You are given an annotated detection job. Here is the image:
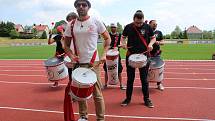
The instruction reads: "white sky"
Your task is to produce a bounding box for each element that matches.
[0,0,215,34]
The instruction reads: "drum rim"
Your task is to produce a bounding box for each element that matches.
[44,57,64,67]
[72,67,97,85]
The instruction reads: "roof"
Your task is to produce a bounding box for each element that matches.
[15,24,23,29]
[186,25,202,34]
[34,25,48,31]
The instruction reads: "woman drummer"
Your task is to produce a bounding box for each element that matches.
[48,25,65,87]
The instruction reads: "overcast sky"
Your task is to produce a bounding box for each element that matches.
[0,0,215,34]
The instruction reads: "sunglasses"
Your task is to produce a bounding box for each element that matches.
[76,3,88,8]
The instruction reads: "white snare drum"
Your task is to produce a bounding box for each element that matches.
[70,67,97,101]
[128,54,148,68]
[64,56,73,68]
[106,49,119,85]
[147,57,165,82]
[44,57,68,82]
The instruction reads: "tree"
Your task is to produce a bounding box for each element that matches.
[10,29,19,39]
[203,30,213,39]
[116,22,123,33]
[40,31,47,39]
[0,21,15,37]
[171,26,182,39]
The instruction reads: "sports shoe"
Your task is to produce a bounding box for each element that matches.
[77,117,88,121]
[102,84,107,89]
[51,82,59,88]
[121,98,130,106]
[144,99,154,108]
[157,83,164,91]
[120,85,126,90]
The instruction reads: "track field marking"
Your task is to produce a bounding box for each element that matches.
[0,73,214,80]
[0,106,214,121]
[1,80,215,90]
[1,70,215,75]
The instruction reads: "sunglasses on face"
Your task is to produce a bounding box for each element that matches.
[76,3,88,8]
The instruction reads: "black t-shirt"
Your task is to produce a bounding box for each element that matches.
[150,30,163,55]
[109,32,121,51]
[53,34,65,55]
[122,23,154,54]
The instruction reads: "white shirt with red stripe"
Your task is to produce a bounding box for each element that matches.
[64,17,106,63]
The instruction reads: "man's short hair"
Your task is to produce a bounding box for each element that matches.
[74,0,91,8]
[66,12,78,21]
[133,10,144,20]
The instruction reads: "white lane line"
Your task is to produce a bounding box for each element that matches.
[0,73,214,81]
[1,70,215,75]
[0,74,46,77]
[0,106,214,121]
[0,80,215,90]
[0,70,44,72]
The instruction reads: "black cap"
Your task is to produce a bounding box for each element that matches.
[74,0,91,8]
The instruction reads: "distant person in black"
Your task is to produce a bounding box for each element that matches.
[120,10,156,108]
[149,20,165,91]
[103,23,126,90]
[48,25,65,87]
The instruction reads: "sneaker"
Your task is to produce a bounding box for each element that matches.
[77,117,88,121]
[103,84,107,89]
[144,99,154,108]
[51,82,59,88]
[120,85,126,90]
[121,98,130,106]
[157,83,164,91]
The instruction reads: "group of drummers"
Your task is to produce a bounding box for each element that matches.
[44,0,165,121]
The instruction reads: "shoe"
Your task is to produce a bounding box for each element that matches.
[157,83,164,91]
[120,85,126,90]
[144,99,154,108]
[121,98,130,106]
[77,117,88,121]
[51,82,59,88]
[103,84,107,89]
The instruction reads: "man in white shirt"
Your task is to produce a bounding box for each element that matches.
[63,0,111,121]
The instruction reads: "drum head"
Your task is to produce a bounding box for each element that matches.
[107,49,119,56]
[149,57,165,69]
[129,54,147,62]
[72,68,97,85]
[44,57,64,66]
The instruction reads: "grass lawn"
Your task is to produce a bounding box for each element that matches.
[0,43,214,60]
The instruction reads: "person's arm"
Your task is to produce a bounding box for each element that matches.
[100,30,111,63]
[62,36,79,62]
[119,35,127,49]
[148,35,156,51]
[48,34,55,45]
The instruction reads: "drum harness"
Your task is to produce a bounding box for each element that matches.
[132,24,155,64]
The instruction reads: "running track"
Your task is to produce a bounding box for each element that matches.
[0,60,215,121]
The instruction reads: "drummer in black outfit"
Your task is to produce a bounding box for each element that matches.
[149,20,165,91]
[103,23,126,90]
[120,10,156,108]
[48,25,65,87]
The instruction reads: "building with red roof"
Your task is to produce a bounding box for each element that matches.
[186,25,203,39]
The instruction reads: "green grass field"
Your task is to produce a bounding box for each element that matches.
[0,43,214,60]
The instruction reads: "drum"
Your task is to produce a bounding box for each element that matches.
[128,54,148,68]
[64,56,73,68]
[44,57,68,82]
[70,67,97,101]
[147,57,165,82]
[106,49,119,85]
